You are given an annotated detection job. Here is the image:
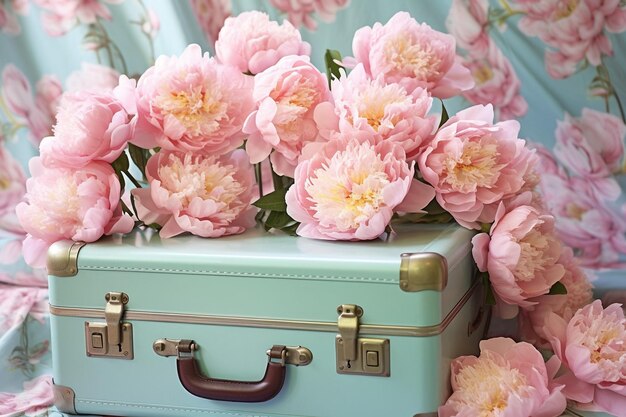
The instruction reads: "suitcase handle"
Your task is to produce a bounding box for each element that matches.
[174,340,287,402]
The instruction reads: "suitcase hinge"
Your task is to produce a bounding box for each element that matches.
[85,292,134,359]
[335,304,390,377]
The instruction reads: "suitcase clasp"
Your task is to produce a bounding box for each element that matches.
[85,292,134,359]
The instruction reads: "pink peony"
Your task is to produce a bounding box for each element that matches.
[66,62,120,92]
[0,145,26,218]
[461,41,528,121]
[15,157,133,268]
[285,137,435,240]
[543,300,626,416]
[351,11,474,99]
[133,44,254,155]
[191,0,231,43]
[439,337,566,417]
[520,246,595,347]
[2,63,31,118]
[215,11,311,75]
[539,174,626,268]
[0,285,48,333]
[314,63,437,161]
[131,150,257,238]
[0,2,20,35]
[511,0,626,78]
[40,86,135,169]
[418,104,536,229]
[554,108,626,179]
[243,55,330,177]
[0,375,53,416]
[472,203,565,318]
[34,0,123,36]
[529,142,566,178]
[269,0,349,31]
[445,0,489,53]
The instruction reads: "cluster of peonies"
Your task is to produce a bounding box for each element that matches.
[14,9,625,416]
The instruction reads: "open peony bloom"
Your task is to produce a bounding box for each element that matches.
[215,11,311,75]
[285,137,435,240]
[0,145,26,218]
[314,63,437,161]
[65,62,120,93]
[269,0,349,31]
[131,150,257,239]
[39,85,135,169]
[133,44,254,155]
[472,203,565,318]
[543,300,626,416]
[351,11,474,98]
[439,337,566,417]
[445,0,489,53]
[15,157,133,268]
[419,104,536,229]
[243,55,330,177]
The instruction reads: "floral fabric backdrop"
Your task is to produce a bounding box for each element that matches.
[0,0,625,415]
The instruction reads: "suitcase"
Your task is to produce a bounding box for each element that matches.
[48,223,486,417]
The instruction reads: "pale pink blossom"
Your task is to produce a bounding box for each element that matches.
[439,337,566,417]
[418,104,536,229]
[191,0,231,44]
[66,62,120,92]
[351,11,474,99]
[131,150,257,238]
[270,0,349,31]
[243,55,330,177]
[511,0,626,78]
[15,158,133,268]
[520,246,595,347]
[0,3,20,35]
[34,0,124,36]
[543,300,626,415]
[529,142,566,178]
[540,174,626,268]
[461,41,528,120]
[0,375,53,416]
[314,64,437,161]
[133,44,254,155]
[2,64,31,118]
[141,7,159,39]
[445,0,489,52]
[0,285,48,332]
[40,86,135,169]
[0,145,26,218]
[472,203,565,318]
[215,11,311,75]
[12,0,29,15]
[554,108,626,179]
[285,137,435,240]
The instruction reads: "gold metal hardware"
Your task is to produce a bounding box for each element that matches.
[399,252,448,292]
[47,240,85,277]
[85,292,133,359]
[52,382,76,414]
[335,304,390,376]
[154,339,313,367]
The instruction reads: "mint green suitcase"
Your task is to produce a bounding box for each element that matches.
[48,223,486,417]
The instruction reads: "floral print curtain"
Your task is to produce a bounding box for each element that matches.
[0,0,625,414]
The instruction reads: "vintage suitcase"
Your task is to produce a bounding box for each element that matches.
[48,223,487,417]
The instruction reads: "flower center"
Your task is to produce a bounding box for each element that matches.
[0,177,10,190]
[454,354,529,416]
[158,153,245,212]
[573,309,626,366]
[155,83,228,138]
[565,202,586,220]
[305,143,391,231]
[30,174,82,234]
[385,35,442,81]
[472,64,493,85]
[356,82,408,131]
[442,140,501,192]
[515,228,558,282]
[553,0,578,20]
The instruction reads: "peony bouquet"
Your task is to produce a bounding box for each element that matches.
[15,10,626,417]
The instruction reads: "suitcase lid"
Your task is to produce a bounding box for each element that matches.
[49,223,477,329]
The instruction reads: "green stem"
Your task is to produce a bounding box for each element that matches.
[95,19,128,74]
[269,159,284,191]
[122,170,142,189]
[255,163,264,197]
[614,91,626,124]
[564,408,586,417]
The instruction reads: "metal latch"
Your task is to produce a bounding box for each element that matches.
[85,292,133,359]
[335,304,390,377]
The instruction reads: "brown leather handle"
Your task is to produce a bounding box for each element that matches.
[176,345,286,402]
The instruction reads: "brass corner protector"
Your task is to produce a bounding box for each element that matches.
[399,252,448,292]
[47,240,86,277]
[52,382,76,414]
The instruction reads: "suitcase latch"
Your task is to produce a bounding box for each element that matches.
[85,292,134,359]
[335,304,390,377]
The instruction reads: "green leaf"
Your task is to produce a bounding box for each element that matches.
[253,189,288,211]
[548,281,568,295]
[324,49,344,88]
[438,99,450,128]
[111,151,129,173]
[128,143,151,179]
[281,223,300,236]
[264,210,294,229]
[481,272,497,305]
